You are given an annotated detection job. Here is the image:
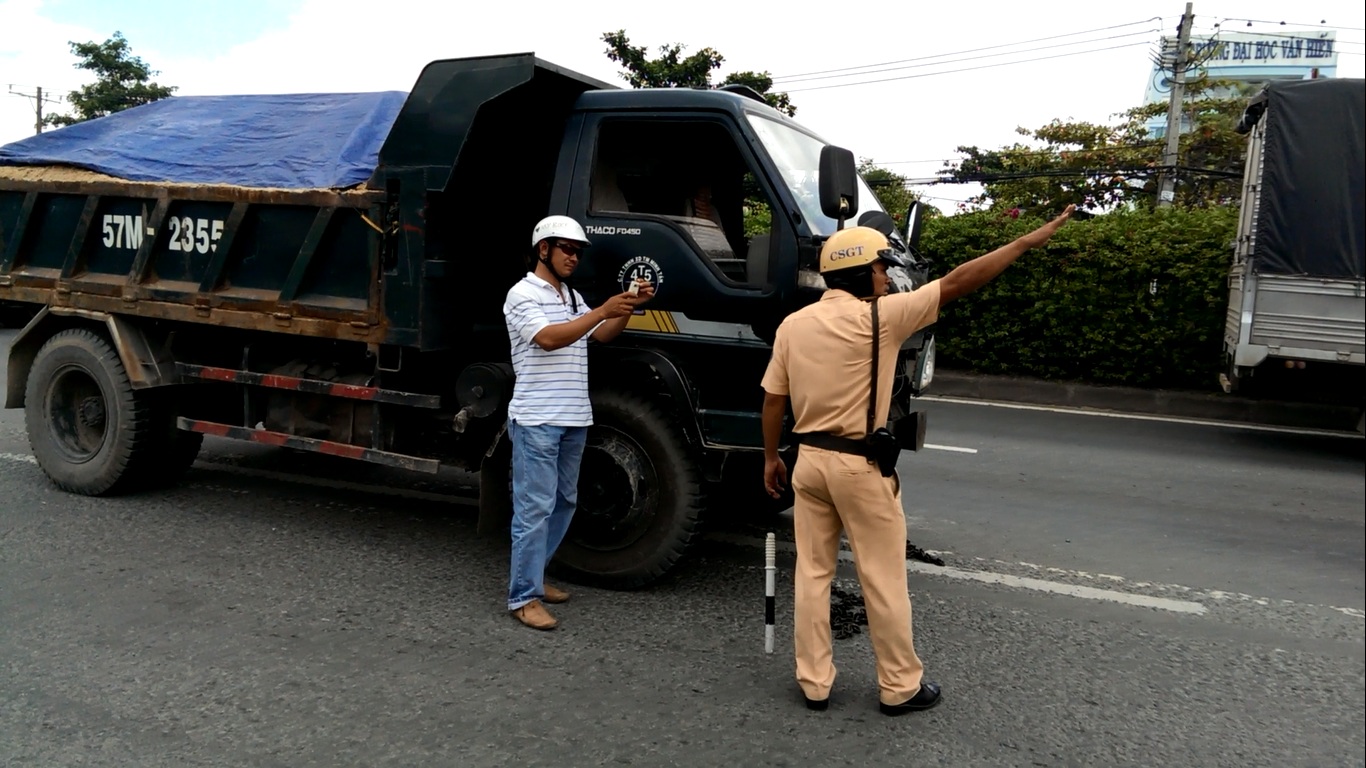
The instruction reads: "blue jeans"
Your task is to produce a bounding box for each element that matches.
[507,420,589,611]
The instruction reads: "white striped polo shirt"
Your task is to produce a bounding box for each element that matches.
[503,272,602,427]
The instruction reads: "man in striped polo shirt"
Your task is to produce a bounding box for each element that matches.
[502,215,653,630]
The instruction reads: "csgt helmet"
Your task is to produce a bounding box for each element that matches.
[818,225,907,275]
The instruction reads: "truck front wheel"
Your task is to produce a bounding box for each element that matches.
[551,390,706,590]
[23,328,159,496]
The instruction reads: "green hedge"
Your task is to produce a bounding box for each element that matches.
[917,206,1238,391]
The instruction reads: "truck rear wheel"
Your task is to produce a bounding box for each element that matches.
[23,328,159,496]
[550,390,706,590]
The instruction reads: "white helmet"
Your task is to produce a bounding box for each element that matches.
[531,215,592,247]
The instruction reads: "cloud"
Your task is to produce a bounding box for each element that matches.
[0,0,104,138]
[4,0,1362,210]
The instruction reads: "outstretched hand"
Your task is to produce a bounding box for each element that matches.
[1019,204,1076,249]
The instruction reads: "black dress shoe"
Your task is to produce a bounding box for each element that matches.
[878,680,941,716]
[804,695,829,711]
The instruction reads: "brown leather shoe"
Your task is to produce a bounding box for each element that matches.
[511,599,557,630]
[543,583,570,604]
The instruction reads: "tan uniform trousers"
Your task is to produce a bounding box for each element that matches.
[791,444,924,706]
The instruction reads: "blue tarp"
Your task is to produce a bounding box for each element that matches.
[0,91,408,189]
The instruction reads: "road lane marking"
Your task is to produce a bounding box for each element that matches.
[919,395,1364,439]
[708,533,1207,615]
[924,443,977,454]
[713,533,1366,621]
[4,451,1360,621]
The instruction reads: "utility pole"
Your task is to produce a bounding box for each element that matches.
[1157,2,1193,208]
[8,85,58,135]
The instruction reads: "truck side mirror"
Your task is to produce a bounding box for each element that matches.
[818,145,858,227]
[903,201,925,250]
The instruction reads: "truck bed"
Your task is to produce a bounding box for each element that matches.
[0,91,413,343]
[1,164,387,342]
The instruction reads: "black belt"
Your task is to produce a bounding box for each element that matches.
[793,431,873,458]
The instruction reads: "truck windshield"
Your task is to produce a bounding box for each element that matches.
[745,112,889,237]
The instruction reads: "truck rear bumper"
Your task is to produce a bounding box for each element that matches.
[1225,274,1365,369]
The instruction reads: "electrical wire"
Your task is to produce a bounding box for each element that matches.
[872,142,1168,167]
[1195,28,1364,45]
[770,17,1170,81]
[1209,17,1366,32]
[782,41,1156,93]
[775,18,1169,81]
[774,29,1163,86]
[870,163,1244,186]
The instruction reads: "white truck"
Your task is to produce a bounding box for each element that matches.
[1222,77,1365,429]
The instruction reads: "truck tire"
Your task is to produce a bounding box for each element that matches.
[130,392,203,490]
[550,390,706,590]
[23,328,160,496]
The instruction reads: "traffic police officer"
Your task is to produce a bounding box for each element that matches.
[759,205,1075,715]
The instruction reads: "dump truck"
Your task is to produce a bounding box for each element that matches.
[0,53,936,588]
[1222,77,1365,424]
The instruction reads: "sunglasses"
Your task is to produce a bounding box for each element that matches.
[554,241,585,257]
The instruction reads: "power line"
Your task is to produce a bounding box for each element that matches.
[775,29,1163,86]
[7,85,64,135]
[782,41,1156,93]
[871,142,1169,167]
[771,17,1171,82]
[1210,17,1366,32]
[1195,28,1365,44]
[866,163,1242,187]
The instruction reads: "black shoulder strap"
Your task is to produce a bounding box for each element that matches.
[868,297,880,438]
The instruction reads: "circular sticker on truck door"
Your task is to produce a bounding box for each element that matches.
[617,256,664,295]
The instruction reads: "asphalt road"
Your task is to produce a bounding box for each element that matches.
[1,327,1363,767]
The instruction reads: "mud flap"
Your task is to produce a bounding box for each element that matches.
[476,425,513,537]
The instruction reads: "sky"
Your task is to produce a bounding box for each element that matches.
[2,0,1363,211]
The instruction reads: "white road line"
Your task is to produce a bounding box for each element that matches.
[919,395,1365,439]
[4,451,1360,621]
[710,532,1349,614]
[903,561,1209,615]
[709,533,1207,615]
[924,443,978,454]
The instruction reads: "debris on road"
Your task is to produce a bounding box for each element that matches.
[831,542,945,639]
[907,542,945,566]
[831,582,868,640]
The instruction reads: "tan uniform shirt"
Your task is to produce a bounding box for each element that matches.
[761,280,942,440]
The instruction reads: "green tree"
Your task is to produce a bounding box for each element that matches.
[601,30,797,116]
[918,204,1238,389]
[939,79,1252,212]
[44,31,177,128]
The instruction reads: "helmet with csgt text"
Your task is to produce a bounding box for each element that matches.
[531,215,592,247]
[818,226,907,274]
